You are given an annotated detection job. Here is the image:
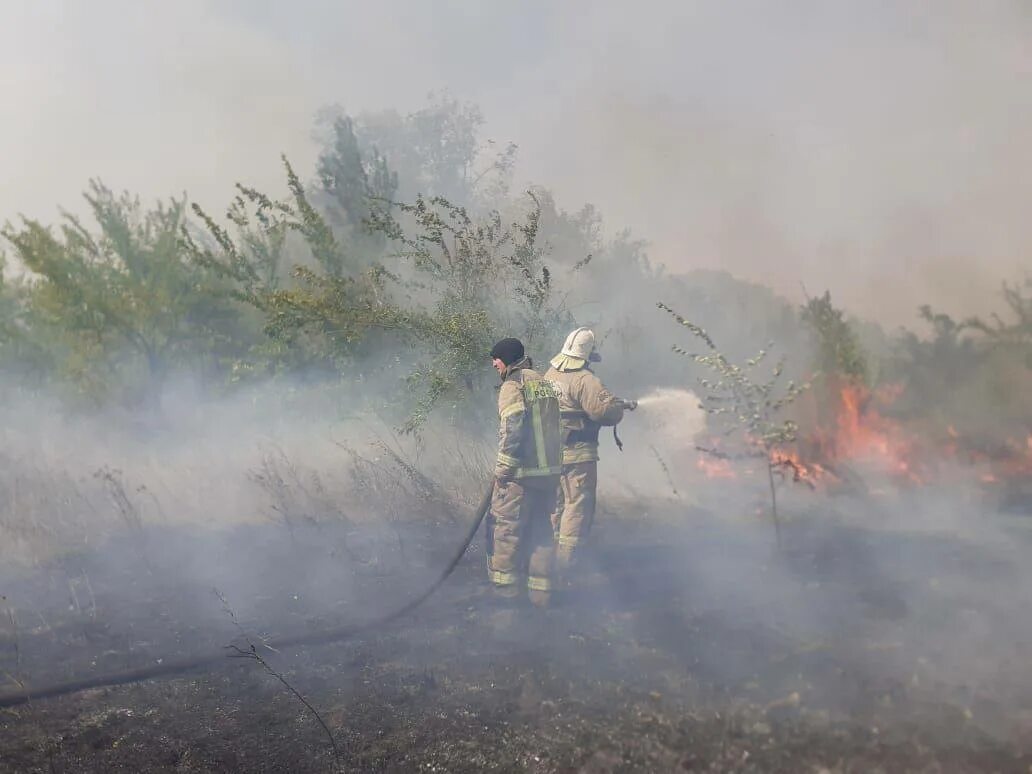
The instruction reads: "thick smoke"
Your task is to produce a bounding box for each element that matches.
[2,357,1031,754]
[2,3,1031,767]
[4,2,1032,322]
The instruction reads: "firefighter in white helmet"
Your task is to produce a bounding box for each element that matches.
[544,327,636,581]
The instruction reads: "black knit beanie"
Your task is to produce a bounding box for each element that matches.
[490,337,525,366]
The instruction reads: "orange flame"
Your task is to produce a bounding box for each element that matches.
[696,454,737,479]
[810,383,927,484]
[769,449,825,486]
[694,381,1032,492]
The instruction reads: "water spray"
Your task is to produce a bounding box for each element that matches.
[631,388,707,449]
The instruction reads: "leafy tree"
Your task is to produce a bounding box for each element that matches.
[963,278,1032,367]
[887,301,1026,439]
[367,190,574,427]
[316,115,398,257]
[2,182,245,404]
[0,251,49,385]
[184,156,370,381]
[800,290,869,385]
[187,156,574,432]
[317,94,518,209]
[796,290,872,450]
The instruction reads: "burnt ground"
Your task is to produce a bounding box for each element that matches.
[2,498,1032,773]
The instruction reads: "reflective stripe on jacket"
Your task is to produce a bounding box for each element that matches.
[496,359,563,478]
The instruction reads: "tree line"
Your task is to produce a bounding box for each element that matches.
[1,95,1028,448]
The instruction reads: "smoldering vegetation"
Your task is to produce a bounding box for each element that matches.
[1,96,1031,772]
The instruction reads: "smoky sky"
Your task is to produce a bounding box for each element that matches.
[3,0,1031,325]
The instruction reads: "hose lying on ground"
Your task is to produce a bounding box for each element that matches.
[0,483,495,709]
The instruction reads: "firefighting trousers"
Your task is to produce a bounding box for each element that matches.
[486,476,558,606]
[550,461,598,572]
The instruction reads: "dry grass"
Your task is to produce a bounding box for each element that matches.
[0,410,495,571]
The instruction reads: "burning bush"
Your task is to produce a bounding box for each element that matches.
[790,288,1032,500]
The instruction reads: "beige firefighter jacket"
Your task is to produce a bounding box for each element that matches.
[495,358,562,480]
[543,363,624,464]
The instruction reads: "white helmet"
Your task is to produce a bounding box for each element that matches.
[560,327,597,361]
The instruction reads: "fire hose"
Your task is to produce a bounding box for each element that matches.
[612,398,638,451]
[0,483,496,709]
